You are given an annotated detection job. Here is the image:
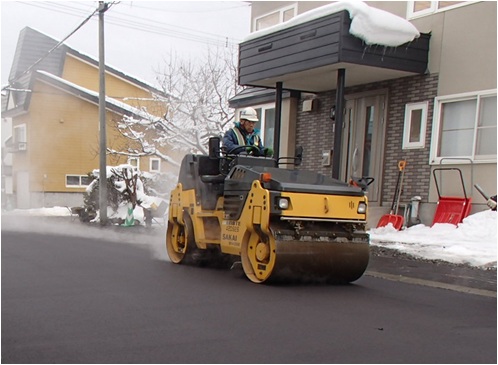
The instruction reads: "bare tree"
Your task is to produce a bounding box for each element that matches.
[109,46,242,163]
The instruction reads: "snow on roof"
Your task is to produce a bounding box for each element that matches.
[243,1,420,47]
[65,50,164,94]
[36,70,161,122]
[27,27,163,92]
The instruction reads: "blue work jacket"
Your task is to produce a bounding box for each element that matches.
[222,122,264,154]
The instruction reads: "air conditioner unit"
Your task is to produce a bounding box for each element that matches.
[18,142,27,151]
[302,99,316,112]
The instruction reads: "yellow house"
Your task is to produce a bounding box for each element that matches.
[2,27,173,209]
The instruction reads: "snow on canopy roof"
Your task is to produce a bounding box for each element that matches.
[36,70,161,122]
[243,1,420,47]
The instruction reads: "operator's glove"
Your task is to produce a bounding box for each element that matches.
[263,147,273,157]
[246,146,260,156]
[487,196,497,211]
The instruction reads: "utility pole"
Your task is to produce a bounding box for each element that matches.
[98,1,109,225]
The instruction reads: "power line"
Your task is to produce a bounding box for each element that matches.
[3,1,244,89]
[15,1,244,47]
[102,14,238,48]
[17,1,97,18]
[125,2,249,14]
[2,5,100,91]
[107,7,242,44]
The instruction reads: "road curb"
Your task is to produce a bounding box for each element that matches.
[366,270,497,297]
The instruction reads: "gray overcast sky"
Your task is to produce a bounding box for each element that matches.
[1,1,251,87]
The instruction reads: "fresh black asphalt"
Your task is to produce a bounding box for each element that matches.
[2,219,497,363]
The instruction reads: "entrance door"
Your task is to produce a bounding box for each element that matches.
[340,93,386,203]
[16,171,30,209]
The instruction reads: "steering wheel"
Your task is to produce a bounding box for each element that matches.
[227,145,261,156]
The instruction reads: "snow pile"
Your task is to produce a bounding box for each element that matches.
[243,0,420,47]
[86,164,168,225]
[369,210,497,268]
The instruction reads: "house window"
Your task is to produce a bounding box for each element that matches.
[13,124,27,143]
[431,91,497,163]
[128,157,140,171]
[13,124,27,151]
[254,4,296,31]
[403,102,428,149]
[14,124,27,143]
[66,175,91,188]
[150,158,160,172]
[241,104,275,150]
[407,1,469,19]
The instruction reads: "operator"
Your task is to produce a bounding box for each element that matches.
[223,107,273,157]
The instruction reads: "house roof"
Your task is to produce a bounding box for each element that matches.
[2,70,161,122]
[7,27,64,85]
[3,27,170,121]
[228,87,299,108]
[7,27,165,96]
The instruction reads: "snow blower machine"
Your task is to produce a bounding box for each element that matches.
[166,137,370,284]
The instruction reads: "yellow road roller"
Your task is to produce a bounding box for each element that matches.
[166,138,370,283]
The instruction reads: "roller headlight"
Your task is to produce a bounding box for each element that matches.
[277,197,290,210]
[357,202,367,214]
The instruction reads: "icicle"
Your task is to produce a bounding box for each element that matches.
[362,45,368,59]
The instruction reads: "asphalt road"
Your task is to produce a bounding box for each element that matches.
[2,220,497,363]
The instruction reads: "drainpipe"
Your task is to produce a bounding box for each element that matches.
[332,68,345,180]
[274,82,283,160]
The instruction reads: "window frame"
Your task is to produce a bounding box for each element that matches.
[430,89,497,164]
[407,1,475,19]
[254,4,297,31]
[65,175,91,188]
[13,124,27,143]
[402,101,428,150]
[149,157,161,173]
[127,157,140,171]
[12,124,27,151]
[241,103,275,149]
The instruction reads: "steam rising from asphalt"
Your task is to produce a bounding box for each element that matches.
[1,215,170,262]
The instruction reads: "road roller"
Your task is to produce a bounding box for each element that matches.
[166,137,370,283]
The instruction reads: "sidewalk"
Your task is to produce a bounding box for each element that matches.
[367,246,497,295]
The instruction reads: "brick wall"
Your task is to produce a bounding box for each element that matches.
[296,94,334,174]
[296,73,439,205]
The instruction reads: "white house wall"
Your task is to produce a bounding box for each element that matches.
[412,1,497,95]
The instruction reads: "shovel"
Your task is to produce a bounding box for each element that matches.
[474,184,490,200]
[475,184,497,211]
[377,160,407,230]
